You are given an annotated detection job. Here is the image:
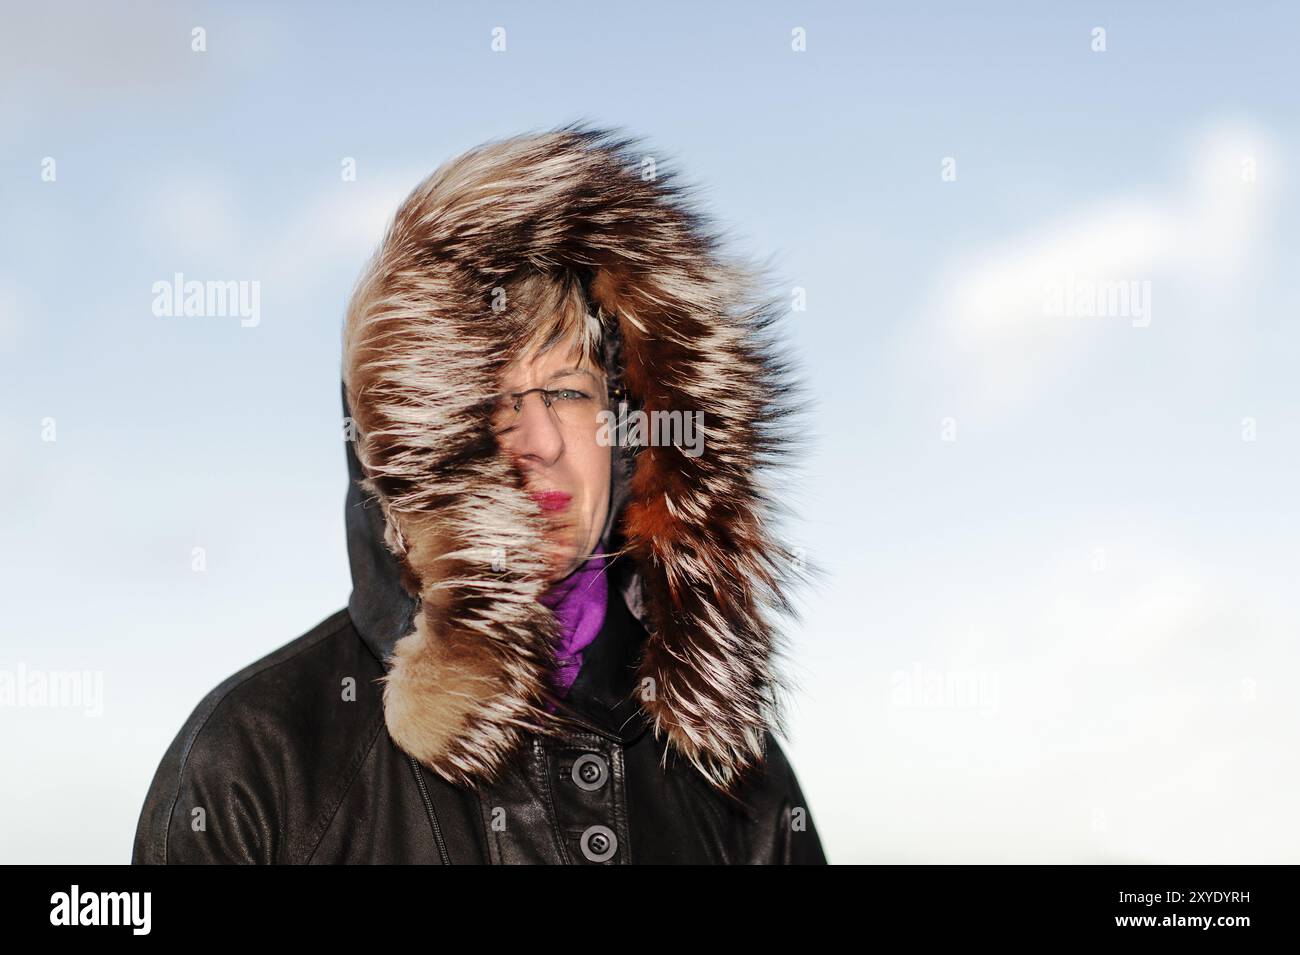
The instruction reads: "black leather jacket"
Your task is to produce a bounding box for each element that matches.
[131,442,828,865]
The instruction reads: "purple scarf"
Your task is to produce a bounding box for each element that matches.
[539,544,608,700]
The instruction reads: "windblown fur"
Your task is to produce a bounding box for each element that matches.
[343,121,810,793]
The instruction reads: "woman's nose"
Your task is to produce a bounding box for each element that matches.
[508,393,565,466]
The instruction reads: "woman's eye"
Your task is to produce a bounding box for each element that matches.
[551,389,588,400]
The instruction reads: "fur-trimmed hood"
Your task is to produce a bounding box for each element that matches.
[342,122,810,794]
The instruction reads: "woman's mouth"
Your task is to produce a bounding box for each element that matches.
[529,490,572,512]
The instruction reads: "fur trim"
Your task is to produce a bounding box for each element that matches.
[343,122,809,792]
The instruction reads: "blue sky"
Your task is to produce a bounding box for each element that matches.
[2,1,1298,863]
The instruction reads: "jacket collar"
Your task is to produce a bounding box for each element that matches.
[550,566,650,746]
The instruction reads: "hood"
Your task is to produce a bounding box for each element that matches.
[341,122,810,794]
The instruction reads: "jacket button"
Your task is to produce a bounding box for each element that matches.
[580,825,617,863]
[571,753,609,792]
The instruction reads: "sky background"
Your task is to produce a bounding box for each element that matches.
[2,1,1297,864]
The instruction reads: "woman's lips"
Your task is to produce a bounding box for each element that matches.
[529,490,572,512]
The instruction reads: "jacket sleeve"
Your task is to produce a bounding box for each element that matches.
[131,693,278,864]
[749,730,829,864]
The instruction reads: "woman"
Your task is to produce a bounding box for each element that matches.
[133,123,826,864]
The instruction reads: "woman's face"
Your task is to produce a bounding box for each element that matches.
[493,340,611,583]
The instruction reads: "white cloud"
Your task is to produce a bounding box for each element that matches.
[805,534,1300,862]
[257,169,429,292]
[930,119,1279,406]
[139,165,430,299]
[0,3,284,150]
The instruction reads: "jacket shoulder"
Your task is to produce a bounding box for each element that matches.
[734,729,829,864]
[131,609,388,864]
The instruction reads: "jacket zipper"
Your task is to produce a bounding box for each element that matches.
[407,754,452,865]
